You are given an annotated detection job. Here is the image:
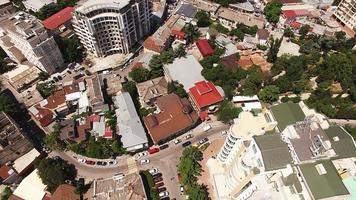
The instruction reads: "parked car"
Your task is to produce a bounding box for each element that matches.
[96,161,107,166]
[155,182,164,188]
[149,168,159,174]
[185,134,192,140]
[158,187,167,193]
[78,158,86,163]
[85,160,95,165]
[153,177,163,183]
[108,160,117,165]
[180,185,184,193]
[147,147,160,154]
[182,141,192,148]
[159,144,169,150]
[203,125,212,132]
[159,191,169,198]
[137,151,148,158]
[221,130,228,135]
[199,138,209,145]
[152,173,162,179]
[174,139,181,144]
[140,159,150,165]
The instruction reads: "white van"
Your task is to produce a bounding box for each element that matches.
[203,125,212,132]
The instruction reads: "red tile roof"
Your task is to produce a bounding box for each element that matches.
[143,94,199,143]
[282,10,296,19]
[171,29,185,40]
[104,127,113,138]
[143,37,164,53]
[196,39,214,57]
[0,165,12,180]
[282,9,310,19]
[189,81,224,109]
[291,21,302,29]
[44,84,79,110]
[35,107,54,127]
[42,7,74,30]
[51,184,80,200]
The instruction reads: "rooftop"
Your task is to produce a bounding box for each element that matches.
[164,55,205,91]
[143,94,199,143]
[196,39,214,57]
[188,81,224,109]
[299,159,349,199]
[271,102,305,131]
[113,92,148,150]
[76,0,131,15]
[175,4,197,18]
[51,184,80,200]
[13,169,46,200]
[136,76,168,105]
[217,7,265,29]
[13,148,40,174]
[42,7,74,30]
[324,126,356,159]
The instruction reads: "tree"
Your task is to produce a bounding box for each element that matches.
[258,85,280,103]
[54,35,83,63]
[178,147,203,187]
[215,100,242,123]
[44,124,66,151]
[196,11,211,27]
[264,0,282,23]
[183,24,201,44]
[267,37,282,62]
[167,82,188,98]
[129,67,150,83]
[38,71,50,81]
[148,55,163,78]
[1,186,12,200]
[213,0,244,6]
[36,83,56,98]
[160,49,175,64]
[283,27,294,38]
[0,94,18,115]
[299,24,310,40]
[122,81,138,97]
[174,45,187,58]
[36,157,77,192]
[187,184,210,200]
[0,60,12,74]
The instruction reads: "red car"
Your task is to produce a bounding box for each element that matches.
[85,160,96,165]
[155,182,164,188]
[147,147,160,154]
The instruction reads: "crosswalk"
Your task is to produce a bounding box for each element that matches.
[126,157,138,173]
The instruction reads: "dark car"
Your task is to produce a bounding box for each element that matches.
[152,173,162,179]
[159,144,169,150]
[85,160,95,165]
[155,182,164,188]
[97,161,107,166]
[182,141,192,148]
[153,177,163,183]
[158,187,167,193]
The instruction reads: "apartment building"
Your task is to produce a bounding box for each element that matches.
[334,0,356,34]
[72,0,152,57]
[0,12,64,74]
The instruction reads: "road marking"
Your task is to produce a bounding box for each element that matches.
[127,157,137,173]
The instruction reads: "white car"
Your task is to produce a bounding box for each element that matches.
[77,158,86,163]
[180,185,184,192]
[159,191,169,198]
[185,134,192,140]
[221,130,228,135]
[140,159,150,165]
[174,139,181,144]
[137,151,148,158]
[149,168,159,174]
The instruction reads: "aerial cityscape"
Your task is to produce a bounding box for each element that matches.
[0,0,354,199]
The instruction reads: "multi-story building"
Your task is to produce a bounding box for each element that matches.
[72,0,152,57]
[334,0,356,34]
[0,12,64,74]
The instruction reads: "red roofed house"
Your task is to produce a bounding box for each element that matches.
[189,81,224,112]
[171,29,186,41]
[42,7,74,35]
[196,39,214,57]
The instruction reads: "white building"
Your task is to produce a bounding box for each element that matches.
[113,91,148,152]
[333,0,356,34]
[23,0,54,12]
[0,12,64,74]
[13,169,47,200]
[72,0,152,57]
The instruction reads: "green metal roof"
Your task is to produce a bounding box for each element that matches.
[325,126,356,159]
[299,160,350,199]
[271,103,305,131]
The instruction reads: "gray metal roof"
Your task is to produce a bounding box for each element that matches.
[175,4,197,18]
[253,133,292,171]
[113,92,148,149]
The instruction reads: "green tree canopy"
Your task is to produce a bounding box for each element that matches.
[0,94,18,115]
[215,100,242,123]
[196,11,211,27]
[44,124,66,151]
[264,0,282,23]
[183,24,201,44]
[129,67,150,83]
[258,85,280,103]
[35,157,77,192]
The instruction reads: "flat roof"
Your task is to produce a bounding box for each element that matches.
[231,111,269,139]
[254,133,292,171]
[164,55,205,91]
[13,169,46,200]
[271,103,305,131]
[299,160,349,199]
[13,148,40,173]
[325,126,356,159]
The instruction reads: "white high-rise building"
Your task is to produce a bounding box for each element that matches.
[72,0,152,57]
[334,0,356,34]
[0,12,64,74]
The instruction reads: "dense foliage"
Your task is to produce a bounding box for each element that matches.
[178,147,209,200]
[183,24,201,44]
[264,0,282,23]
[54,35,83,63]
[196,11,211,27]
[35,157,77,192]
[36,83,56,98]
[213,0,244,7]
[168,81,188,98]
[0,94,19,115]
[33,0,77,20]
[215,100,243,123]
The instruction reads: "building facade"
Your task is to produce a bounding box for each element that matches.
[72,0,152,57]
[0,12,64,74]
[334,0,356,34]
